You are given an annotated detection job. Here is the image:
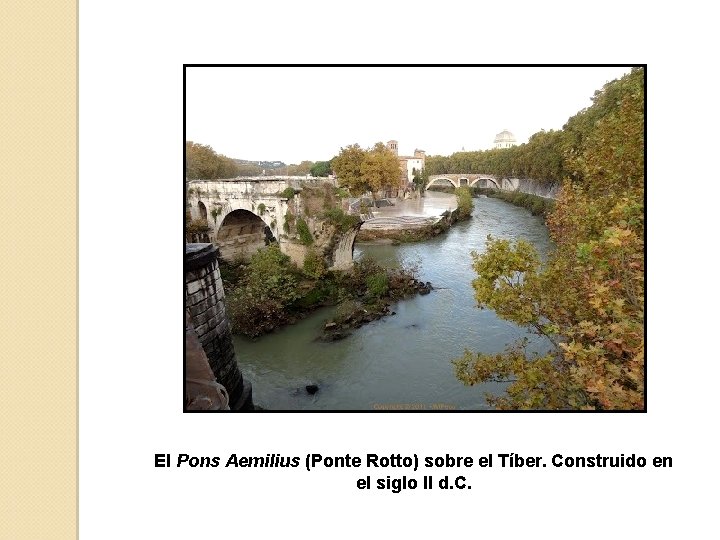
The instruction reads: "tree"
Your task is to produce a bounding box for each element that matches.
[332,144,366,196]
[310,160,332,177]
[453,68,645,410]
[332,142,402,198]
[455,187,474,220]
[234,162,264,176]
[185,141,241,179]
[286,160,314,176]
[413,168,429,193]
[361,142,402,196]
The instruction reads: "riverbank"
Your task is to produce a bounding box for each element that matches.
[476,188,554,217]
[356,190,470,244]
[427,185,554,217]
[319,269,433,341]
[220,244,431,340]
[356,210,456,243]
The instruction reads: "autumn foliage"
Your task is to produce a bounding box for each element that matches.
[332,142,403,196]
[454,68,645,410]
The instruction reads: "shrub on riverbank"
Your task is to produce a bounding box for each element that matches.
[455,186,474,220]
[302,250,326,278]
[222,246,430,338]
[366,272,389,298]
[482,189,555,217]
[320,256,432,341]
[224,244,302,337]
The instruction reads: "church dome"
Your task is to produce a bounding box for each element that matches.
[493,129,517,149]
[494,130,516,143]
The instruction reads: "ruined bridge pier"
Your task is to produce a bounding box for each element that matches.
[186,176,360,270]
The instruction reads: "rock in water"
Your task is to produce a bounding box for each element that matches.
[306,384,319,395]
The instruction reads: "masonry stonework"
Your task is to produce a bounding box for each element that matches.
[185,243,253,411]
[427,174,559,199]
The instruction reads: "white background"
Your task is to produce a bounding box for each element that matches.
[185,65,632,163]
[80,1,719,538]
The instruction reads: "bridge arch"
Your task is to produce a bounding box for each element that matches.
[469,177,500,189]
[426,177,458,189]
[197,200,208,221]
[215,209,275,262]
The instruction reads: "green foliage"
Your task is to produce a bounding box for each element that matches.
[225,244,301,337]
[483,190,555,217]
[322,207,361,233]
[302,251,326,278]
[455,186,474,220]
[283,210,294,234]
[413,168,429,192]
[340,256,419,301]
[366,272,389,298]
[295,284,331,309]
[454,68,645,410]
[224,249,425,338]
[280,187,297,199]
[296,217,313,245]
[334,187,351,199]
[256,203,266,215]
[469,238,542,326]
[310,160,332,177]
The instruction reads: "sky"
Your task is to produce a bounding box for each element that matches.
[185,66,633,165]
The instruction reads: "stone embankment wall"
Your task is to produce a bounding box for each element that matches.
[514,178,560,199]
[185,243,253,411]
[185,312,229,410]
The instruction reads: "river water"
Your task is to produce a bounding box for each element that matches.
[233,192,553,410]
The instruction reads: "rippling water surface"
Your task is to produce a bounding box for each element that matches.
[233,192,553,410]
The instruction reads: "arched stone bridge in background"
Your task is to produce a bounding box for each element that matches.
[426,173,519,190]
[186,176,359,270]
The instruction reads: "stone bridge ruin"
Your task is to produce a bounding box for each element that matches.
[186,176,360,270]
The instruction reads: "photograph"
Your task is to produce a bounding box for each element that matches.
[183,65,645,412]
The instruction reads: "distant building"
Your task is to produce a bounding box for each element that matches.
[386,140,426,189]
[493,129,517,149]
